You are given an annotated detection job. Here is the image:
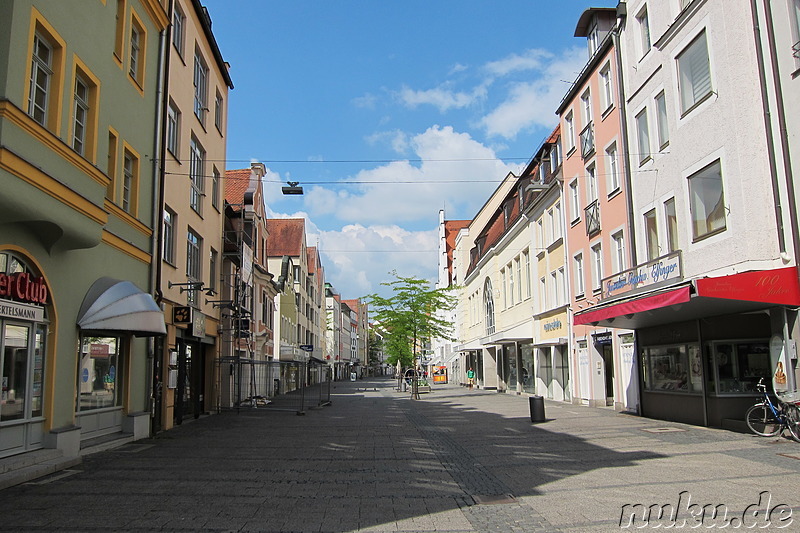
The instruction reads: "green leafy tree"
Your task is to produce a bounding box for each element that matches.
[365,271,457,399]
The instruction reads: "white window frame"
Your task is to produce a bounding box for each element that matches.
[599,62,613,112]
[189,137,205,215]
[163,208,175,264]
[28,33,53,126]
[565,111,576,152]
[606,142,620,193]
[677,30,713,114]
[172,4,185,56]
[122,151,134,213]
[167,101,180,157]
[574,253,585,297]
[586,164,598,204]
[612,231,626,274]
[72,75,89,156]
[194,50,209,123]
[636,107,651,165]
[591,243,603,291]
[637,5,652,58]
[655,91,669,149]
[644,208,659,261]
[665,197,679,253]
[688,159,726,240]
[569,179,580,222]
[581,89,592,127]
[524,250,531,299]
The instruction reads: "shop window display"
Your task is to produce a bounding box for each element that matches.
[705,341,770,394]
[643,344,703,393]
[77,336,123,411]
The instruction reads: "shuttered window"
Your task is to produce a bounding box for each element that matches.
[677,31,712,113]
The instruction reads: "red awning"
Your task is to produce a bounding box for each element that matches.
[573,286,691,326]
[695,266,800,306]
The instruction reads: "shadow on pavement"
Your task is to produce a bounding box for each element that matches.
[0,377,665,532]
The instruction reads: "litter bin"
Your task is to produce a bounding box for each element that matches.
[529,395,546,423]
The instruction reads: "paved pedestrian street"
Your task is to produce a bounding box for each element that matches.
[1,377,800,532]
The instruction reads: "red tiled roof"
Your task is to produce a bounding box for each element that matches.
[224,169,251,208]
[266,218,305,257]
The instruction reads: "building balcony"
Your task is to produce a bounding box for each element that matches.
[580,122,595,159]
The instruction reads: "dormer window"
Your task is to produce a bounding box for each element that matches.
[588,22,599,55]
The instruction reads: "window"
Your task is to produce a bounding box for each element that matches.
[186,230,201,306]
[483,278,495,336]
[661,199,678,254]
[214,90,223,131]
[677,31,713,113]
[107,129,118,199]
[689,160,726,240]
[644,209,659,260]
[612,231,626,273]
[548,208,556,243]
[523,250,531,299]
[77,336,124,412]
[588,23,600,56]
[554,202,563,241]
[606,143,620,193]
[565,112,575,152]
[569,180,580,221]
[71,77,89,155]
[113,0,126,62]
[636,108,651,165]
[539,277,546,312]
[212,167,220,209]
[574,253,585,297]
[508,263,515,307]
[501,269,507,309]
[550,141,561,174]
[655,91,669,149]
[586,164,598,203]
[599,63,613,112]
[194,51,209,123]
[167,101,180,157]
[189,137,205,214]
[549,271,557,308]
[557,267,566,306]
[122,148,138,214]
[28,34,54,127]
[581,89,592,126]
[591,244,603,291]
[637,5,651,57]
[163,208,175,264]
[128,12,146,88]
[172,4,185,56]
[209,249,218,292]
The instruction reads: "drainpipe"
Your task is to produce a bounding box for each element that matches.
[758,0,800,390]
[149,0,173,424]
[758,0,800,262]
[613,4,637,267]
[749,0,788,256]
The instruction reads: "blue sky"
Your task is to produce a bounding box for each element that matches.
[202,0,603,299]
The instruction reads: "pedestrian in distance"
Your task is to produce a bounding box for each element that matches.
[466,367,475,390]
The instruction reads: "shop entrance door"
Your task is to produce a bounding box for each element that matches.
[602,345,614,406]
[175,341,204,424]
[1,321,46,457]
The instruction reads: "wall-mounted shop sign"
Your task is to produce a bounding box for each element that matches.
[0,272,48,305]
[601,251,682,300]
[0,299,45,321]
[543,318,563,332]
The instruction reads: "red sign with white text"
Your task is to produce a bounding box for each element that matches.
[695,267,800,306]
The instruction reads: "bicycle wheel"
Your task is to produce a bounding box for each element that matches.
[784,404,800,443]
[746,404,782,437]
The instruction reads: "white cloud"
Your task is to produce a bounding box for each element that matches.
[303,125,518,226]
[483,48,552,77]
[318,224,438,298]
[396,83,487,112]
[480,45,587,139]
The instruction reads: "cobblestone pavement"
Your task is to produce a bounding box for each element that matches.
[1,378,800,532]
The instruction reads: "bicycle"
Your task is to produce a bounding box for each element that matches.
[745,378,800,442]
